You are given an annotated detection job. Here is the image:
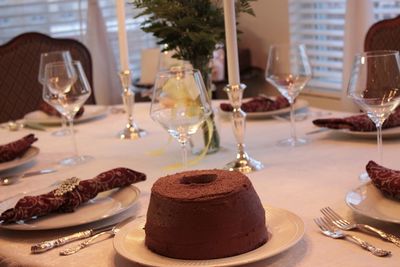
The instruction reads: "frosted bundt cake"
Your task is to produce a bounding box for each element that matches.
[144,169,267,260]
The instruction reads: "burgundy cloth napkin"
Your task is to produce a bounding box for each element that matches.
[0,167,146,223]
[0,134,37,163]
[38,102,84,118]
[366,161,400,200]
[312,109,400,132]
[220,95,289,113]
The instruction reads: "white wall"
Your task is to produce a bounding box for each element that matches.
[238,1,343,110]
[238,0,290,70]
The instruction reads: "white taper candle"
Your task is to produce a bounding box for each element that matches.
[116,0,130,71]
[223,0,240,85]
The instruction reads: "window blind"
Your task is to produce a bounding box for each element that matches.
[289,0,400,93]
[372,0,400,20]
[0,0,156,78]
[288,0,346,92]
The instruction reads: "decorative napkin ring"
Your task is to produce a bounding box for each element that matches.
[54,177,80,196]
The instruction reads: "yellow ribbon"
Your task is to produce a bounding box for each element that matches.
[147,118,213,171]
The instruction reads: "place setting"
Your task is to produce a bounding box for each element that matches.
[0,134,40,174]
[0,167,146,231]
[311,50,400,140]
[313,157,400,258]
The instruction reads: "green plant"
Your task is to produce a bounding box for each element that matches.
[131,0,256,73]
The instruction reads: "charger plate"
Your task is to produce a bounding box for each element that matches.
[0,185,140,230]
[346,181,400,223]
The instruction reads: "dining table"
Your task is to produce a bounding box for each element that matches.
[0,100,400,267]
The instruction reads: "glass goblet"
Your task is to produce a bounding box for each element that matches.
[265,43,312,147]
[150,68,212,169]
[43,61,93,166]
[39,50,73,137]
[347,50,400,180]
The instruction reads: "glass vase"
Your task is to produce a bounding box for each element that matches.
[195,61,220,154]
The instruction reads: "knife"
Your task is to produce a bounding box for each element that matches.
[31,222,119,254]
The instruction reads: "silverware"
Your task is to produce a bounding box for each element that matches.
[59,216,137,256]
[306,128,329,135]
[31,221,122,254]
[0,168,56,186]
[0,121,47,132]
[314,217,391,257]
[321,207,400,247]
[23,122,47,131]
[271,113,308,122]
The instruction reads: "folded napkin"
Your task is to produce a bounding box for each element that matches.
[220,95,289,113]
[37,102,84,118]
[0,167,146,223]
[0,134,37,163]
[366,161,400,200]
[312,110,400,132]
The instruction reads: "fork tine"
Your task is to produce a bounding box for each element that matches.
[325,207,352,226]
[313,218,326,231]
[320,216,336,231]
[314,217,334,232]
[321,207,340,221]
[321,207,348,226]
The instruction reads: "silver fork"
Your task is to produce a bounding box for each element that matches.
[321,207,400,247]
[314,217,391,257]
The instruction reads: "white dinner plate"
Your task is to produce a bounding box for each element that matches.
[346,181,400,223]
[0,185,140,230]
[23,105,108,125]
[218,99,308,120]
[113,205,304,267]
[330,127,400,139]
[0,146,39,172]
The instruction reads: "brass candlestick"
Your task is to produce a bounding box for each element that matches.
[224,84,263,173]
[118,70,147,140]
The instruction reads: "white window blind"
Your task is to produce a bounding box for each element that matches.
[289,0,400,93]
[373,1,400,20]
[289,0,346,92]
[0,0,157,78]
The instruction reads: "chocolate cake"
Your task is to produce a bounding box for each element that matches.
[144,169,267,260]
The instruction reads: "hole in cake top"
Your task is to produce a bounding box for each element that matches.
[180,174,217,185]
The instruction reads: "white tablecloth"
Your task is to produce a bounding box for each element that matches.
[0,102,399,267]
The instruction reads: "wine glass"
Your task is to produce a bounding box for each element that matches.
[39,50,73,137]
[347,50,400,180]
[265,44,312,146]
[150,68,212,168]
[43,60,93,166]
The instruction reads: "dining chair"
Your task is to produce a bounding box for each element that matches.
[0,32,96,123]
[364,15,400,52]
[363,15,400,99]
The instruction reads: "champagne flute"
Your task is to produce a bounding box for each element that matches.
[43,61,93,166]
[347,50,400,180]
[265,44,312,146]
[39,50,73,136]
[150,68,212,168]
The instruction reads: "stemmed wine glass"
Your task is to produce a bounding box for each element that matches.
[43,60,93,166]
[150,68,212,169]
[347,50,400,179]
[39,50,72,136]
[265,44,312,146]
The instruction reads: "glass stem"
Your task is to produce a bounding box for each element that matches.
[61,116,68,132]
[289,101,297,141]
[180,140,188,170]
[377,124,383,164]
[68,118,79,158]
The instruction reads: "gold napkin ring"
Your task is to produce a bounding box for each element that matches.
[54,177,80,196]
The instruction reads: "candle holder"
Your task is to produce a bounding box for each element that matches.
[117,70,147,140]
[224,84,263,173]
